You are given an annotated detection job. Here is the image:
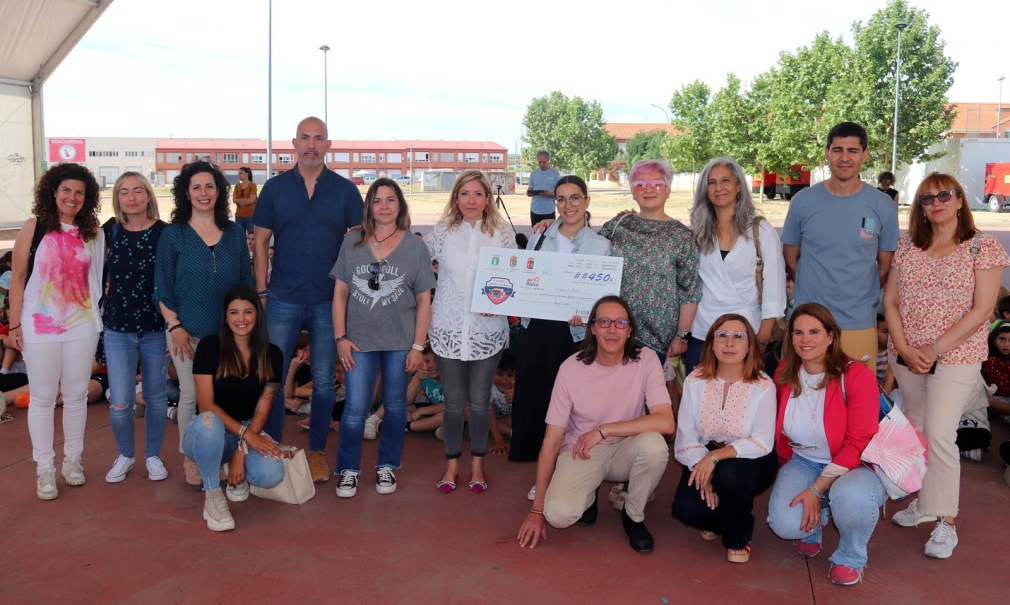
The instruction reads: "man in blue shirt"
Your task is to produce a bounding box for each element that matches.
[527,150,560,226]
[253,116,363,482]
[781,122,898,371]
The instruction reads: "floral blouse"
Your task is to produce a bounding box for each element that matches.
[889,233,1010,364]
[599,214,702,353]
[424,219,517,361]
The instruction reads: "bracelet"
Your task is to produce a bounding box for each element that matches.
[166,318,181,328]
[757,338,769,346]
[529,509,544,515]
[411,343,424,352]
[808,484,825,500]
[708,453,719,465]
[9,324,20,331]
[257,289,269,298]
[932,340,943,362]
[334,335,348,345]
[238,425,248,442]
[597,426,605,440]
[168,324,184,333]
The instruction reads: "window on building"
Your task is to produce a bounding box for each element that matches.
[186,153,193,163]
[361,153,376,163]
[378,153,385,163]
[440,152,454,162]
[157,153,164,163]
[142,151,154,157]
[414,152,429,162]
[332,152,349,162]
[242,153,249,163]
[125,151,139,157]
[489,153,503,163]
[167,153,182,163]
[251,153,266,164]
[482,153,488,163]
[87,150,120,157]
[387,153,402,163]
[353,153,359,162]
[222,153,239,164]
[458,153,464,162]
[465,153,478,163]
[278,154,294,164]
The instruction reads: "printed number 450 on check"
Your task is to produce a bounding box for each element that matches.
[572,272,612,282]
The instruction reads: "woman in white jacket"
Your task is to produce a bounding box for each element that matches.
[685,157,786,374]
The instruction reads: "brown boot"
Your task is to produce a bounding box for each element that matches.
[306,450,331,483]
[183,457,203,491]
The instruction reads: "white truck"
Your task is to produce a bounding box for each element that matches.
[897,138,1010,211]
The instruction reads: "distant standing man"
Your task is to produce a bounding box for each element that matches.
[781,121,898,371]
[253,117,364,482]
[233,167,257,233]
[527,150,560,226]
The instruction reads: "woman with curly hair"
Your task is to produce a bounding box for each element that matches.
[154,161,253,489]
[8,163,105,500]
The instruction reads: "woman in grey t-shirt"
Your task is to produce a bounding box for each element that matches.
[330,178,435,498]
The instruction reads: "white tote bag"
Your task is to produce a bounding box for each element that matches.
[250,448,316,505]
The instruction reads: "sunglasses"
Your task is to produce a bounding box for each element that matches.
[555,194,586,207]
[714,330,748,342]
[631,179,667,192]
[367,260,388,291]
[918,189,955,206]
[591,317,630,330]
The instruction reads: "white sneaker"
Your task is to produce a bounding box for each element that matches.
[336,470,358,498]
[61,457,86,486]
[435,426,445,442]
[226,481,250,502]
[37,470,58,500]
[105,456,135,483]
[891,498,938,527]
[924,521,958,559]
[146,456,169,481]
[527,485,537,501]
[960,448,983,462]
[203,487,235,531]
[376,467,397,495]
[363,415,380,440]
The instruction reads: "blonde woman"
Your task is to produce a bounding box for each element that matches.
[423,170,516,494]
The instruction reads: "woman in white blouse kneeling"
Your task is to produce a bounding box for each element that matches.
[672,313,777,563]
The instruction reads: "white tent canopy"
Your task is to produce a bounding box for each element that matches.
[0,0,113,228]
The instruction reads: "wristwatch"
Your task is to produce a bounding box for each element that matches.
[411,343,424,352]
[674,330,691,343]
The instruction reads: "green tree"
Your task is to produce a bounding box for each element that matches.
[625,129,667,166]
[848,0,957,170]
[522,92,617,177]
[663,80,713,175]
[710,73,761,169]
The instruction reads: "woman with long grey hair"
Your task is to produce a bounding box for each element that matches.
[684,157,786,374]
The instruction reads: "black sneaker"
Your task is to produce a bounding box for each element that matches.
[621,508,654,553]
[335,470,358,498]
[376,467,397,495]
[576,487,599,527]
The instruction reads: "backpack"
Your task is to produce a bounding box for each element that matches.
[25,220,47,284]
[839,363,929,500]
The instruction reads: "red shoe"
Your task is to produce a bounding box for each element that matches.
[469,471,488,494]
[829,564,864,586]
[795,540,822,558]
[436,471,458,494]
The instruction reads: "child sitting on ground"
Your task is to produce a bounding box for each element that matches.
[488,350,515,454]
[982,321,1010,420]
[404,345,445,436]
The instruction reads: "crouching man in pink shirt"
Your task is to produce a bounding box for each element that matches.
[517,295,675,553]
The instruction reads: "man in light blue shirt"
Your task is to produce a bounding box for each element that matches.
[527,150,560,226]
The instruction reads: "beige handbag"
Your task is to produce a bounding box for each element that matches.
[250,447,316,504]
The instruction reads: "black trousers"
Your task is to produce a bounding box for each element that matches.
[956,427,991,452]
[671,451,778,549]
[530,211,556,227]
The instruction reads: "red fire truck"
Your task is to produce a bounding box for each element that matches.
[985,162,1010,212]
[751,165,811,200]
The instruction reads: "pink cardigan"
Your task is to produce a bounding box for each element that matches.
[774,361,879,471]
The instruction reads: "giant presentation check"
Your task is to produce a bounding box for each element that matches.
[470,248,624,321]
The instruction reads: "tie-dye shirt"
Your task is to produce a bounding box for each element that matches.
[21,223,105,343]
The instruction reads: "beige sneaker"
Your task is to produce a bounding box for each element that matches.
[61,457,86,486]
[183,457,203,491]
[306,450,331,483]
[891,498,938,528]
[203,488,235,531]
[37,469,58,500]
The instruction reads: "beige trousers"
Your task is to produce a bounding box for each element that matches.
[890,354,979,518]
[544,432,669,526]
[840,327,878,373]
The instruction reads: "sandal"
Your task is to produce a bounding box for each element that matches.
[727,543,751,563]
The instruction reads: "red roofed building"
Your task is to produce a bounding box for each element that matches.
[947,103,1010,139]
[603,123,671,152]
[154,139,508,184]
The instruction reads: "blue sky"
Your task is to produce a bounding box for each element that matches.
[43,0,1003,151]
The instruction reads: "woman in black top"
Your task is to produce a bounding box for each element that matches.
[102,172,170,485]
[184,285,285,532]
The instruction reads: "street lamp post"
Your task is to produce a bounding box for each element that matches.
[891,21,908,172]
[998,76,1005,138]
[267,0,272,179]
[650,103,671,136]
[319,45,330,126]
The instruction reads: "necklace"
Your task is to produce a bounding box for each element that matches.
[373,229,398,249]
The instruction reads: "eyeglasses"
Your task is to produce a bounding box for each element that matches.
[714,330,748,342]
[555,194,586,207]
[367,260,387,291]
[631,179,667,192]
[591,317,631,330]
[918,189,955,206]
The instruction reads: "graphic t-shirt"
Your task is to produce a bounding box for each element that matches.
[330,232,436,352]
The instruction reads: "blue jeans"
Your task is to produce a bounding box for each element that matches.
[234,216,254,234]
[104,329,169,460]
[263,297,336,451]
[182,412,285,491]
[767,455,884,569]
[337,349,410,473]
